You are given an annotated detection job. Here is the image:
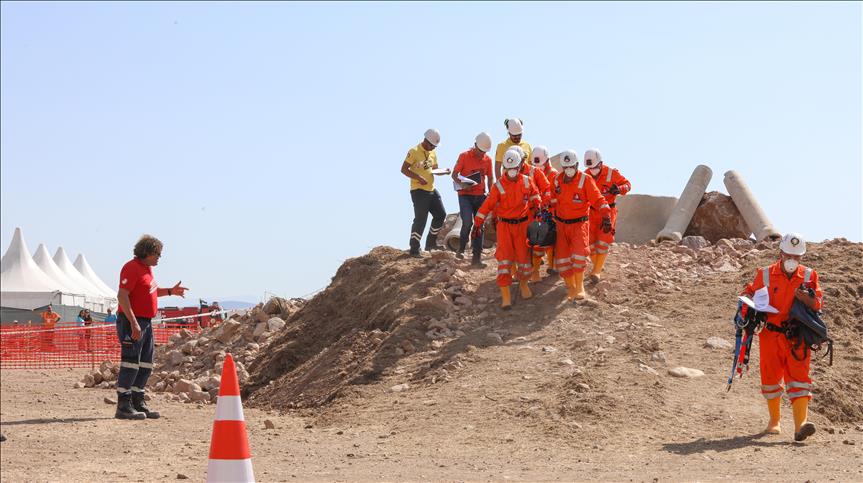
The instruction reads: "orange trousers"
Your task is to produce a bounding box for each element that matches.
[553,220,589,278]
[589,207,617,255]
[758,330,812,402]
[495,220,531,287]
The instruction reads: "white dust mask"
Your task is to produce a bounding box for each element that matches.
[564,168,577,178]
[506,168,519,178]
[783,258,799,273]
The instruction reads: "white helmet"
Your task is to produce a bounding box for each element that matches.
[502,148,522,169]
[559,149,579,169]
[779,233,806,256]
[584,148,603,169]
[475,132,492,152]
[532,145,549,166]
[505,118,524,136]
[509,145,525,161]
[424,128,441,147]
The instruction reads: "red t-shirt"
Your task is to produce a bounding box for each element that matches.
[118,258,159,318]
[453,150,492,196]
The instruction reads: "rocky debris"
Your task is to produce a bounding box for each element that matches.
[668,367,705,378]
[390,383,410,393]
[176,473,189,480]
[705,337,733,350]
[77,362,119,389]
[68,297,310,405]
[651,351,667,363]
[638,363,659,376]
[264,419,275,430]
[684,191,752,242]
[103,396,116,405]
[679,236,710,251]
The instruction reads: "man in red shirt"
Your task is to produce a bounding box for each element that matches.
[115,235,188,420]
[451,132,494,267]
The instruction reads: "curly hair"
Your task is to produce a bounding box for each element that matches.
[133,235,163,259]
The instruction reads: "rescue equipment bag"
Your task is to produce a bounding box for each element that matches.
[527,209,556,247]
[786,299,834,366]
[727,300,767,391]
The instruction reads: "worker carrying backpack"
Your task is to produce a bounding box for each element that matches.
[527,209,556,247]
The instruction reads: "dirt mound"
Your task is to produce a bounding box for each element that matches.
[243,238,862,437]
[245,246,477,408]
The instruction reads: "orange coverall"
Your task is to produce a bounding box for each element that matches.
[587,165,631,255]
[475,174,541,287]
[550,171,611,277]
[744,262,823,402]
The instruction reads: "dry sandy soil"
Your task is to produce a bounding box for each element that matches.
[2,239,862,482]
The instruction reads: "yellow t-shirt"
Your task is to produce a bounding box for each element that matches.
[404,143,438,192]
[495,139,532,165]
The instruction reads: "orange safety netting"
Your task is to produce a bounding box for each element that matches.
[0,322,202,369]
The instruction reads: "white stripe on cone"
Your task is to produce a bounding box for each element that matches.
[214,395,245,421]
[207,459,255,483]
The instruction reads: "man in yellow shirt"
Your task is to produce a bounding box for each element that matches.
[400,128,449,257]
[494,118,531,180]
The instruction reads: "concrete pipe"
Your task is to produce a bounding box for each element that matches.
[444,217,463,251]
[723,170,780,241]
[656,165,713,242]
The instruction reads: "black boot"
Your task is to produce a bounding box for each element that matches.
[115,392,146,420]
[131,391,160,419]
[471,252,487,268]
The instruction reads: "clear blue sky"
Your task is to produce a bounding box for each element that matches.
[2,2,861,304]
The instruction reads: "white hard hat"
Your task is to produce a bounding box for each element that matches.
[532,145,549,166]
[584,148,603,169]
[509,145,525,161]
[505,118,524,136]
[475,132,492,152]
[424,128,441,147]
[559,149,579,169]
[779,233,806,256]
[502,148,522,169]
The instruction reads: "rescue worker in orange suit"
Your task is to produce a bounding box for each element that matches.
[584,148,631,283]
[740,233,823,442]
[527,145,557,280]
[473,149,542,310]
[549,150,612,301]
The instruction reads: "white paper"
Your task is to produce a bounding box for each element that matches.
[431,168,451,175]
[453,174,478,192]
[737,295,756,308]
[752,287,779,313]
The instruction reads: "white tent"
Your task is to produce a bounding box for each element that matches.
[1,228,116,317]
[33,244,86,295]
[74,254,116,298]
[53,247,105,298]
[1,227,61,292]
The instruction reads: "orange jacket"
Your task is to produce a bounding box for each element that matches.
[589,165,631,205]
[743,261,823,327]
[540,164,558,183]
[520,164,551,205]
[41,311,60,328]
[550,171,611,220]
[476,174,541,222]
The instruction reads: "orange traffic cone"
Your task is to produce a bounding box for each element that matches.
[206,354,255,483]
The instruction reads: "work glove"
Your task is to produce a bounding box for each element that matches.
[472,220,483,239]
[608,184,621,195]
[601,216,612,233]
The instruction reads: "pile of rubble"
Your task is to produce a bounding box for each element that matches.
[73,297,305,404]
